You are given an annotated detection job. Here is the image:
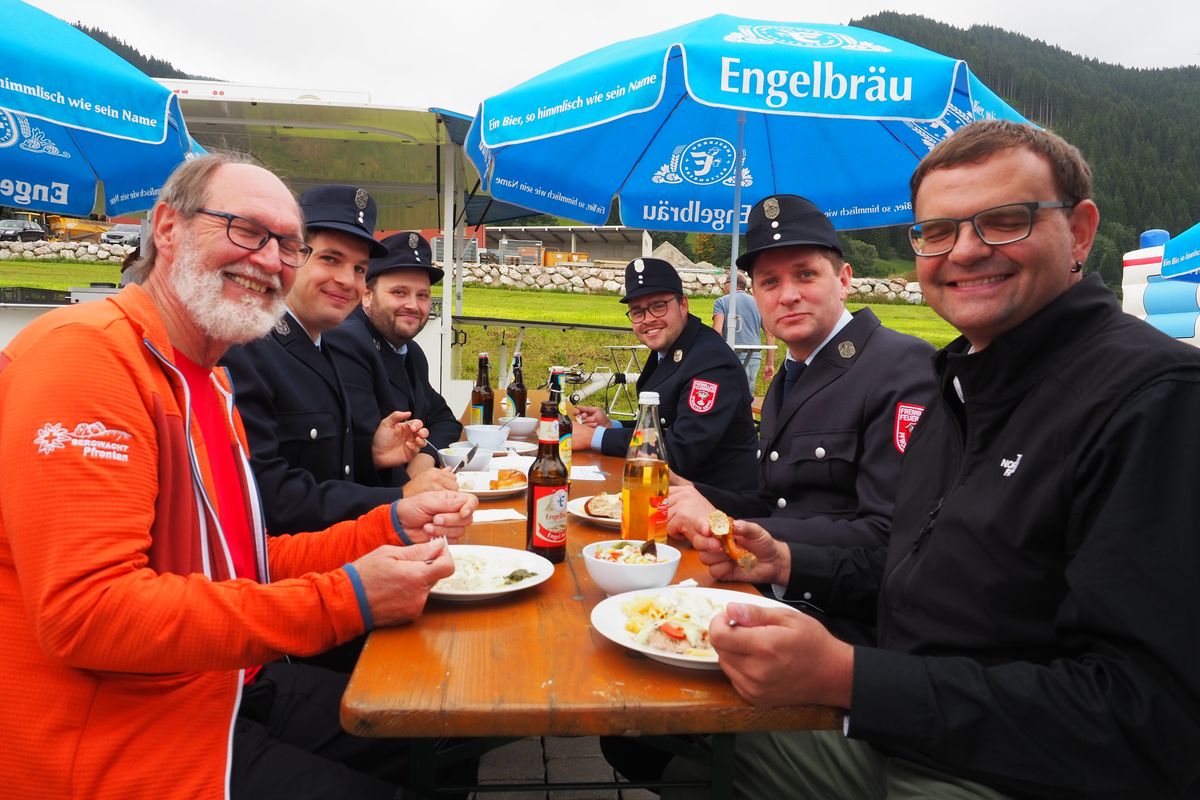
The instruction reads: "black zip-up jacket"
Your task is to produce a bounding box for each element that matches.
[788,275,1200,798]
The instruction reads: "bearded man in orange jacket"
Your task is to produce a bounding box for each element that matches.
[0,154,477,800]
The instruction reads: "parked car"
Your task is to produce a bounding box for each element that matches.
[100,223,141,247]
[0,219,47,242]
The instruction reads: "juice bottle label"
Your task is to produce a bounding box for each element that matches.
[647,495,668,543]
[531,486,568,547]
[470,405,484,425]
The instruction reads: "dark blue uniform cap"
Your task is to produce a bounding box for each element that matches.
[736,194,842,271]
[368,231,444,284]
[620,257,683,303]
[298,185,387,258]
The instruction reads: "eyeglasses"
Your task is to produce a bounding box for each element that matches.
[908,200,1077,257]
[626,296,678,323]
[195,208,313,268]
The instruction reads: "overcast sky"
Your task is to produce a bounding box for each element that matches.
[26,0,1200,114]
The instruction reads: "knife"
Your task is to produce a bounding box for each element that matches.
[452,444,478,474]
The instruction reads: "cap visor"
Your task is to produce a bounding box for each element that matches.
[308,221,388,258]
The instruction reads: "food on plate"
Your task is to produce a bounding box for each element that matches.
[489,468,526,490]
[589,540,660,565]
[434,552,540,592]
[503,568,537,584]
[621,591,720,658]
[708,510,757,572]
[583,492,622,519]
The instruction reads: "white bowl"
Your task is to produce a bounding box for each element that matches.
[582,540,681,595]
[465,424,511,450]
[446,442,492,471]
[439,447,466,470]
[500,415,538,438]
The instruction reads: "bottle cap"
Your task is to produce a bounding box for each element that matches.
[638,391,660,405]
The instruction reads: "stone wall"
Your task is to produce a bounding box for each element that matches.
[457,262,925,304]
[0,239,134,263]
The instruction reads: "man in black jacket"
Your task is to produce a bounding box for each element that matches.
[574,257,758,492]
[326,232,462,487]
[660,122,1200,798]
[667,194,935,548]
[222,187,438,536]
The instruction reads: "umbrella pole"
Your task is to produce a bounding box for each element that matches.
[726,111,747,348]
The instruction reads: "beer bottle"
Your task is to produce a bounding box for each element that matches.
[621,391,670,543]
[470,353,494,425]
[526,400,568,563]
[502,352,527,419]
[548,367,572,480]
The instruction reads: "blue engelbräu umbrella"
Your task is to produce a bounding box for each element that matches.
[467,15,1026,236]
[0,0,199,216]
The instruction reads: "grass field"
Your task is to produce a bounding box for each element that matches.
[0,259,122,290]
[453,286,956,400]
[1,259,956,402]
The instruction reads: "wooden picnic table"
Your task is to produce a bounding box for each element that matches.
[340,447,839,794]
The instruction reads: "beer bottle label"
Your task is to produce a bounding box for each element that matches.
[531,486,568,546]
[500,395,515,418]
[537,419,559,443]
[559,433,572,476]
[470,405,484,425]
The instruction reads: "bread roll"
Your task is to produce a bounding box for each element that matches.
[584,492,621,519]
[708,510,757,571]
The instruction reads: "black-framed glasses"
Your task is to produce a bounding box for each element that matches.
[195,208,313,268]
[626,296,678,323]
[908,200,1077,257]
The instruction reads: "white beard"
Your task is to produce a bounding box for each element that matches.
[169,241,284,345]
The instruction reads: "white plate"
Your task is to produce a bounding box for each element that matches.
[568,496,622,529]
[431,545,554,602]
[590,586,796,670]
[500,440,537,455]
[456,472,527,498]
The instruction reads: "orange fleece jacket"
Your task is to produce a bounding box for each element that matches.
[0,286,400,800]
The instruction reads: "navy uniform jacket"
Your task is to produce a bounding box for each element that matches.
[221,314,399,535]
[325,306,462,487]
[696,308,936,549]
[600,313,758,492]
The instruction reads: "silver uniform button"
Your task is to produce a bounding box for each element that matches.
[660,417,667,425]
[803,591,812,600]
[769,451,779,462]
[777,497,787,509]
[344,464,351,476]
[815,446,826,459]
[756,449,761,459]
[309,428,318,440]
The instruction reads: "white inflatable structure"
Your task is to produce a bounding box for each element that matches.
[1122,228,1200,347]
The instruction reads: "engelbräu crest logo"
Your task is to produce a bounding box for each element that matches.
[723,26,891,52]
[652,137,753,188]
[35,421,133,463]
[0,110,70,158]
[903,100,977,152]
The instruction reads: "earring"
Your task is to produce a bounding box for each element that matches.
[1070,260,1083,273]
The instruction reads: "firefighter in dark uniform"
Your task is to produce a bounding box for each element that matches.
[222,186,430,536]
[326,231,462,487]
[575,257,758,492]
[667,194,937,549]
